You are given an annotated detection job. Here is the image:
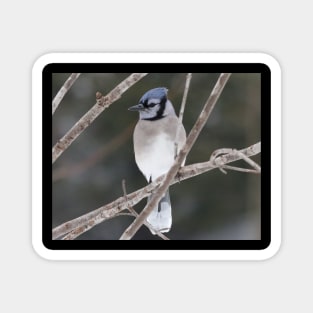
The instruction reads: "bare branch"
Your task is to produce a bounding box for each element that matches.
[175,73,192,158]
[220,165,260,174]
[52,73,81,114]
[119,73,232,240]
[62,212,133,240]
[210,147,261,174]
[52,141,260,240]
[236,150,261,172]
[52,73,148,164]
[178,73,192,123]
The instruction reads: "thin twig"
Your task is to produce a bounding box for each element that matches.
[178,73,192,123]
[236,150,261,172]
[174,73,192,158]
[210,147,261,174]
[52,73,81,114]
[220,165,260,174]
[52,73,148,164]
[52,141,260,240]
[119,73,232,240]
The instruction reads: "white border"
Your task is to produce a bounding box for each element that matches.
[32,53,281,261]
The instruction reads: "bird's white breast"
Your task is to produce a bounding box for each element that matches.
[133,116,186,182]
[134,132,175,182]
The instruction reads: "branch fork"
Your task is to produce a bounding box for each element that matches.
[210,148,261,174]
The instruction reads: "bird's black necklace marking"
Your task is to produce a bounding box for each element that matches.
[143,115,166,121]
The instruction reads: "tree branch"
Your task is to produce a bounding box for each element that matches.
[119,73,231,240]
[210,147,261,174]
[52,73,81,114]
[178,73,192,123]
[174,73,192,158]
[52,73,148,164]
[52,141,260,240]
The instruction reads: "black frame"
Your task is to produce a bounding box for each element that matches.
[45,63,271,250]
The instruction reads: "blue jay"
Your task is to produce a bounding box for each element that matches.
[129,87,186,234]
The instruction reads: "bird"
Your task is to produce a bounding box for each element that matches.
[128,87,186,234]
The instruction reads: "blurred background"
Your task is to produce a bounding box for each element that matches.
[52,73,261,240]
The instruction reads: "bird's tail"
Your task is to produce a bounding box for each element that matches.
[146,189,172,235]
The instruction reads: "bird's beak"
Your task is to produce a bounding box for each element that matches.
[128,103,144,111]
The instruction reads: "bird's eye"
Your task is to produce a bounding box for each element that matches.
[148,103,157,108]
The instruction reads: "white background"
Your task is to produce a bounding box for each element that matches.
[1,1,312,312]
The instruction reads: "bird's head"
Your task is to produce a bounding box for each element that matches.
[129,87,175,120]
